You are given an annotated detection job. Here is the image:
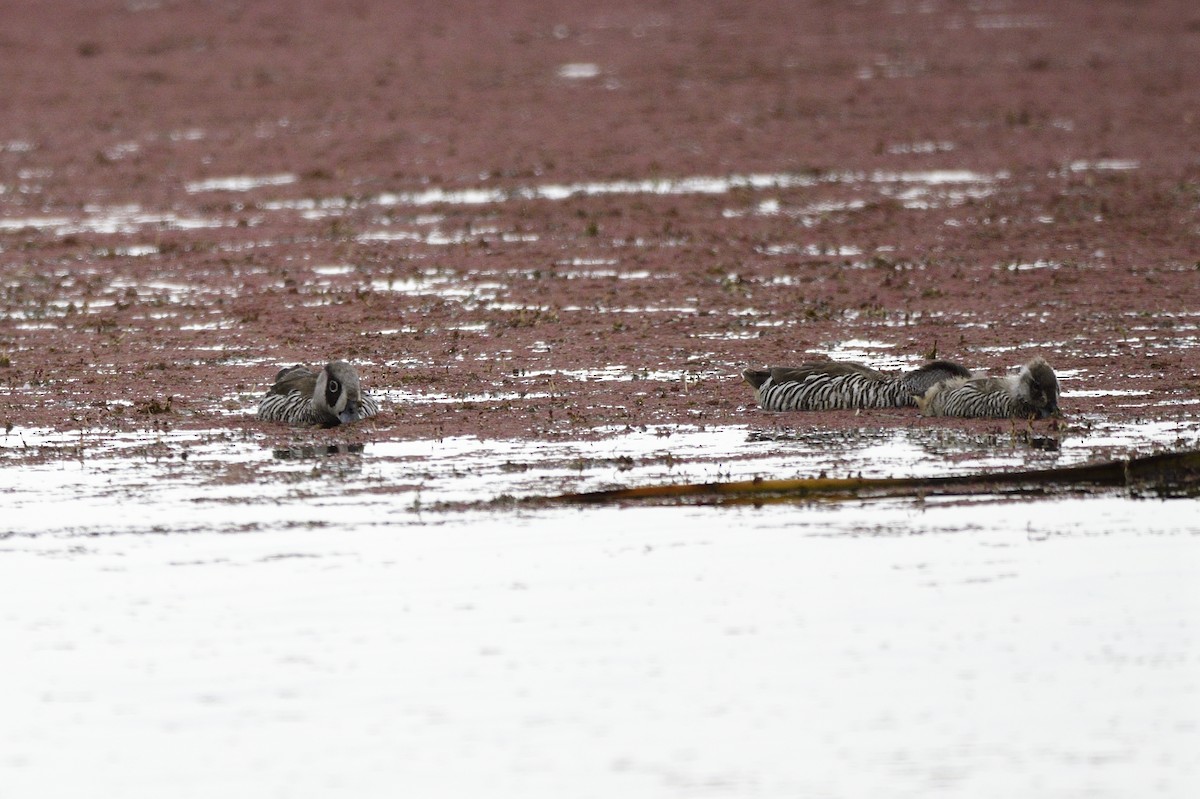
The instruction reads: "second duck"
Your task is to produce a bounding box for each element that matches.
[916,357,1060,419]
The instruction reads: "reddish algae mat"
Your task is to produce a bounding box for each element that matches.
[1,0,1198,462]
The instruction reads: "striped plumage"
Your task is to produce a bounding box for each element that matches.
[916,357,1060,419]
[257,361,380,427]
[742,360,971,412]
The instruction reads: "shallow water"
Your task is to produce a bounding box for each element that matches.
[2,422,1198,799]
[3,415,1199,796]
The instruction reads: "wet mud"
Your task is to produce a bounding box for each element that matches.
[2,0,1199,481]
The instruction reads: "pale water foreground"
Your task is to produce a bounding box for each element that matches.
[2,422,1197,798]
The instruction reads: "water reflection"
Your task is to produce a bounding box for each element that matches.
[272,442,366,460]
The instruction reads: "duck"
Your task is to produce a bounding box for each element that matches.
[742,359,972,411]
[257,361,380,427]
[916,357,1060,419]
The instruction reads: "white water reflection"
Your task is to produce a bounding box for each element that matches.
[808,339,909,369]
[185,173,298,193]
[357,227,538,245]
[0,205,232,235]
[1001,259,1062,271]
[1064,389,1151,398]
[1068,159,1140,172]
[759,243,864,257]
[111,244,160,257]
[560,303,699,314]
[886,140,956,155]
[555,268,653,280]
[368,271,505,302]
[312,264,356,276]
[557,62,600,79]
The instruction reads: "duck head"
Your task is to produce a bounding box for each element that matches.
[314,360,365,427]
[1020,357,1060,418]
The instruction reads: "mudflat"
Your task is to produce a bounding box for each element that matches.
[1,0,1197,450]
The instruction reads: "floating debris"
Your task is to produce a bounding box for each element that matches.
[551,449,1200,505]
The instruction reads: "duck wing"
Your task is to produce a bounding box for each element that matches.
[901,360,972,394]
[267,365,318,397]
[768,361,888,385]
